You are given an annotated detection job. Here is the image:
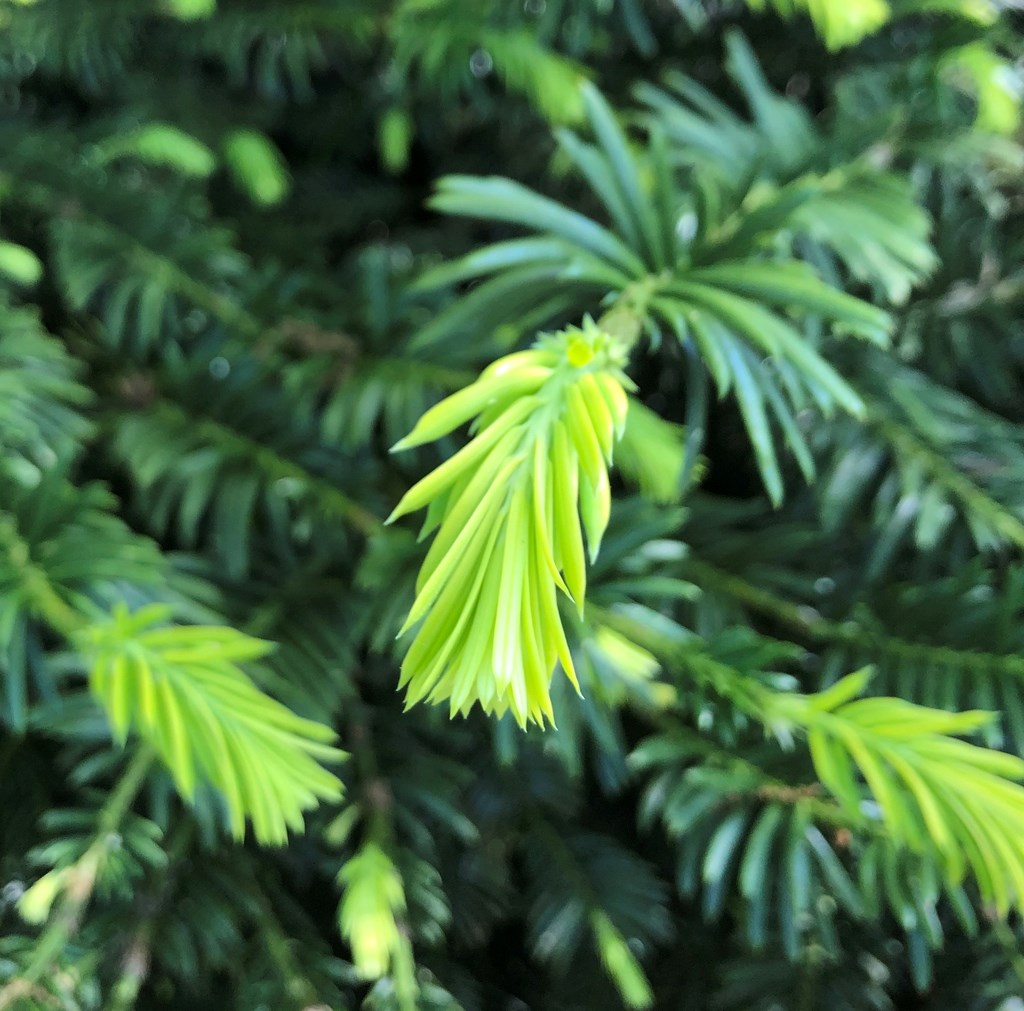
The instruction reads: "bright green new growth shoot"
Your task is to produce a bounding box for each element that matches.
[387,318,632,728]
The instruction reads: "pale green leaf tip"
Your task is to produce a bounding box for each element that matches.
[851,664,876,685]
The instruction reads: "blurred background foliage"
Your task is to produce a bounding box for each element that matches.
[1,0,1024,1008]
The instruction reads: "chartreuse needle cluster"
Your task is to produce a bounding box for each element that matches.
[387,319,632,727]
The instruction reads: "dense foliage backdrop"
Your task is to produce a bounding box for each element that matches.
[1,1,1024,1008]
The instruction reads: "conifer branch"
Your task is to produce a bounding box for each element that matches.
[105,821,194,1011]
[867,404,1024,549]
[0,748,155,1009]
[0,511,90,637]
[136,398,383,536]
[336,709,418,1009]
[387,318,633,726]
[685,557,1024,680]
[3,0,1021,1001]
[251,886,330,1011]
[632,718,865,835]
[520,803,655,1009]
[1,173,260,338]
